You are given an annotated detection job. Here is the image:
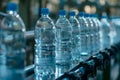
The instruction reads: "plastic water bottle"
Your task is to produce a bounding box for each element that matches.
[34,8,56,80]
[101,14,111,49]
[55,10,72,78]
[78,12,90,61]
[84,13,94,54]
[111,18,120,43]
[69,11,81,67]
[90,14,97,53]
[107,19,116,45]
[92,14,101,52]
[90,14,99,53]
[0,2,26,80]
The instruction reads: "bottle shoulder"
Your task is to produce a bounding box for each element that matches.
[36,17,55,29]
[101,19,111,28]
[86,18,93,25]
[69,17,80,28]
[78,17,87,23]
[1,14,26,32]
[69,17,79,24]
[55,17,72,28]
[78,17,89,27]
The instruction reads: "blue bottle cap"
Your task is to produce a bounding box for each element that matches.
[84,13,90,17]
[69,11,75,16]
[78,12,84,17]
[89,14,93,17]
[102,15,107,18]
[41,8,49,15]
[7,2,18,12]
[94,14,98,18]
[59,10,66,16]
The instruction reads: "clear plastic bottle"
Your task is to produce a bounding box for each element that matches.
[0,2,26,80]
[34,8,56,80]
[90,14,104,80]
[90,14,96,53]
[78,12,90,61]
[91,14,101,52]
[55,10,72,78]
[84,13,94,54]
[55,10,72,65]
[111,17,120,44]
[101,14,111,49]
[69,11,81,67]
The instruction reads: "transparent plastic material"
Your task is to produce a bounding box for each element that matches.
[84,13,94,54]
[0,3,26,80]
[55,10,72,78]
[34,8,56,80]
[101,15,111,49]
[91,14,101,53]
[78,12,90,61]
[69,11,81,68]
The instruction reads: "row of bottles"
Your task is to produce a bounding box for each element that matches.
[34,8,115,80]
[0,2,118,80]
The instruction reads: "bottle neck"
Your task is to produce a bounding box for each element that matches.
[78,16,84,19]
[70,16,75,18]
[102,18,107,21]
[85,17,89,19]
[7,10,18,15]
[59,15,66,18]
[41,14,49,18]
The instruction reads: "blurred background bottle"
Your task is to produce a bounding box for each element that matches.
[0,2,26,80]
[55,10,72,78]
[78,12,90,61]
[90,14,101,53]
[111,18,120,44]
[34,8,56,80]
[101,12,112,49]
[84,13,94,54]
[69,11,81,68]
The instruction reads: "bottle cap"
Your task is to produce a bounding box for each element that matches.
[59,10,66,16]
[94,14,98,18]
[102,15,107,18]
[90,14,93,17]
[41,8,49,15]
[78,12,84,17]
[7,2,18,12]
[69,11,75,16]
[84,13,90,17]
[91,14,98,18]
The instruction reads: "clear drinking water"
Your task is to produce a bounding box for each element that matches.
[0,2,26,80]
[34,8,56,80]
[55,10,72,65]
[78,12,90,61]
[55,10,72,78]
[84,13,94,54]
[69,11,81,67]
[91,14,101,52]
[101,14,111,49]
